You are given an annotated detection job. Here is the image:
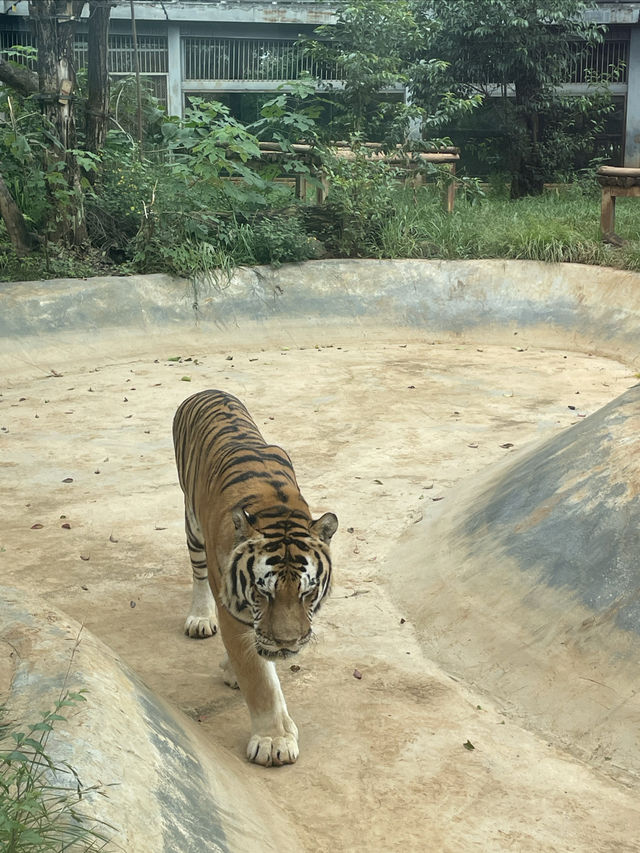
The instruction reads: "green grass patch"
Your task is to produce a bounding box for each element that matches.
[371,187,640,270]
[3,182,640,280]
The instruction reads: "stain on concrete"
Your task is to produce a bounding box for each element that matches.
[135,682,229,853]
[464,384,640,635]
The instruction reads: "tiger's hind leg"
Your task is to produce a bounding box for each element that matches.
[183,508,217,639]
[219,654,239,689]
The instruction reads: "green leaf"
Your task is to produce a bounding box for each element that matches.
[65,690,88,702]
[20,737,49,752]
[4,749,31,763]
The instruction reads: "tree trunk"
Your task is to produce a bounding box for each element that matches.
[510,136,544,198]
[86,0,115,154]
[0,171,33,255]
[29,1,84,149]
[511,78,545,199]
[28,0,88,243]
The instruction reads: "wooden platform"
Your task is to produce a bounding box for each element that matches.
[597,165,640,240]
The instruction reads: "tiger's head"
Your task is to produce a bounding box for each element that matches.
[221,507,338,659]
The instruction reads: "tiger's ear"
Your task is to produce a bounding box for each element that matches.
[310,512,338,544]
[232,507,257,543]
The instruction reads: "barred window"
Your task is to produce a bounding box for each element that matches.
[182,37,338,82]
[567,39,629,84]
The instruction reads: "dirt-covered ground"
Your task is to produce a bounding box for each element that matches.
[2,323,639,852]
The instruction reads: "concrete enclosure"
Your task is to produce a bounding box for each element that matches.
[2,259,640,851]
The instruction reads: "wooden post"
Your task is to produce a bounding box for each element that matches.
[446,163,456,213]
[295,174,307,201]
[316,174,329,205]
[600,186,615,236]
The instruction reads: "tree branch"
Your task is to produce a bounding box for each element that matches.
[0,56,38,97]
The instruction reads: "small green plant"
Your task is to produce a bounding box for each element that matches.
[249,78,323,150]
[315,140,400,256]
[0,242,107,282]
[235,213,316,266]
[0,693,113,851]
[452,174,486,206]
[0,634,113,852]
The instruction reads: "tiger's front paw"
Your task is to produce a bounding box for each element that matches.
[184,614,217,639]
[247,715,299,766]
[247,732,299,767]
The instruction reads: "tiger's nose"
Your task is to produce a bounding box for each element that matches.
[273,629,310,648]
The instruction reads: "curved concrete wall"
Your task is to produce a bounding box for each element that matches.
[1,260,640,365]
[388,384,640,781]
[0,587,300,853]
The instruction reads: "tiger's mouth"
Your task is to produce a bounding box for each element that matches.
[255,630,312,659]
[256,645,299,660]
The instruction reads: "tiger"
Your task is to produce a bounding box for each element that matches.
[173,389,338,767]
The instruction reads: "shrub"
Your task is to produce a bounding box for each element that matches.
[0,691,112,851]
[235,213,317,266]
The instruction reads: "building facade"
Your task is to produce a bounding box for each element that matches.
[594,1,640,166]
[1,0,640,166]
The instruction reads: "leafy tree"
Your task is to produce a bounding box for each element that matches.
[306,0,423,139]
[306,0,612,194]
[410,0,611,196]
[0,1,114,250]
[27,0,88,242]
[305,0,477,146]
